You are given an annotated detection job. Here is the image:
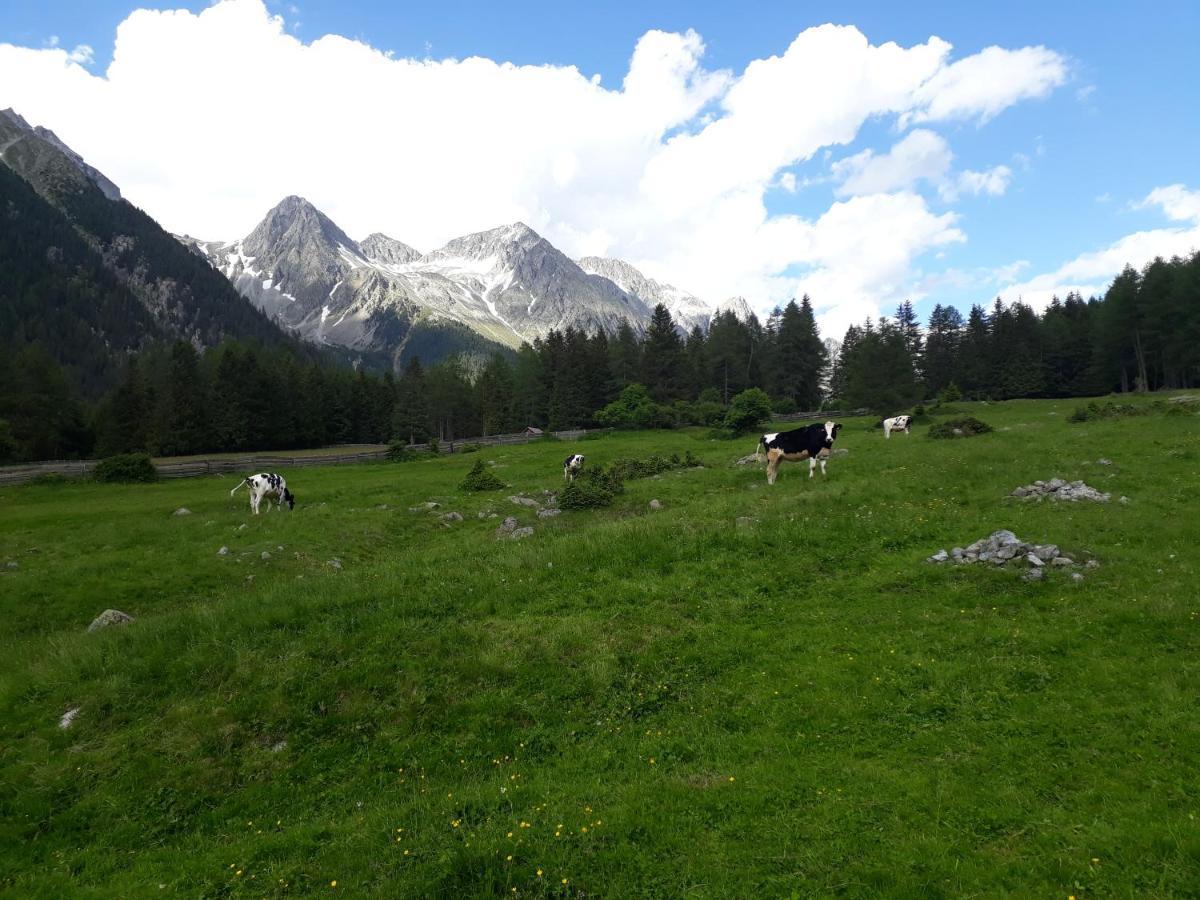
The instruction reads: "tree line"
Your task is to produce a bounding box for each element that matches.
[1,252,1196,463]
[831,252,1200,412]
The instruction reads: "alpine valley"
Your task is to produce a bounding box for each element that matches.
[1,107,753,382]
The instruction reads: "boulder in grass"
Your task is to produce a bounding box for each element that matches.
[172,507,191,517]
[509,526,535,540]
[87,609,134,632]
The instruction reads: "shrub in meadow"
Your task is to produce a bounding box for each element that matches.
[459,459,506,492]
[559,466,624,509]
[928,416,993,439]
[93,453,158,483]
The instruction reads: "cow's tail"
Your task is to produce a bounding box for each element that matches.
[754,436,765,462]
[230,477,249,497]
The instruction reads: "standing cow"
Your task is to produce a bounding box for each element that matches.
[563,454,585,482]
[882,415,912,438]
[230,473,296,514]
[758,422,842,484]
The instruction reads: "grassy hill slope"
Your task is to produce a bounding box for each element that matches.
[1,397,1198,897]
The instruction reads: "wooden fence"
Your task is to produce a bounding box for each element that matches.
[0,410,867,487]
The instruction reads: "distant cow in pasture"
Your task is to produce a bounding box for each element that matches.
[882,415,913,438]
[230,473,296,514]
[758,422,842,484]
[563,454,585,481]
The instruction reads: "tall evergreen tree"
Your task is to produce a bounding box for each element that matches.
[640,304,684,401]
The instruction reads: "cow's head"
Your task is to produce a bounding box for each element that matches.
[823,421,841,446]
[283,489,295,510]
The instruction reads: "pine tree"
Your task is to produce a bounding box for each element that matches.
[640,304,684,401]
[393,357,430,444]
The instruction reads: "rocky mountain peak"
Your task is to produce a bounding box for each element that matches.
[715,295,755,323]
[0,107,122,201]
[360,232,422,266]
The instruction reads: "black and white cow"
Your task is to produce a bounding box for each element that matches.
[230,472,295,514]
[758,421,842,484]
[563,454,585,482]
[882,415,912,439]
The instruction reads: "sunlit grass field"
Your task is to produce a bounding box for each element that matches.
[2,396,1198,897]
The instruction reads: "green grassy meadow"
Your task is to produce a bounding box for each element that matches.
[2,397,1199,897]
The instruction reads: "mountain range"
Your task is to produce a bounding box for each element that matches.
[181,197,756,367]
[2,107,756,378]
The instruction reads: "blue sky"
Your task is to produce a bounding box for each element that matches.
[2,0,1198,335]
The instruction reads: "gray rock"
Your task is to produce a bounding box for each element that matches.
[1031,544,1060,561]
[1071,572,1085,583]
[237,523,248,531]
[495,516,519,537]
[1022,568,1045,582]
[260,551,271,560]
[509,526,535,540]
[1119,496,1130,505]
[1084,559,1100,569]
[735,454,761,466]
[1096,458,1112,465]
[508,495,542,508]
[439,511,464,523]
[59,707,81,729]
[4,560,17,570]
[1024,553,1044,567]
[327,558,342,570]
[409,501,440,512]
[217,546,230,556]
[87,609,134,632]
[1051,556,1074,567]
[537,508,561,518]
[831,447,849,455]
[735,516,759,528]
[270,740,288,753]
[995,545,1019,561]
[376,504,390,510]
[950,547,964,558]
[649,499,663,510]
[172,507,191,516]
[927,549,949,563]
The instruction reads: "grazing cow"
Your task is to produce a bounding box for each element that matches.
[230,472,295,514]
[882,415,913,439]
[759,421,842,485]
[563,454,585,482]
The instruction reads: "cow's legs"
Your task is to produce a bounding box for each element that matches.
[884,424,891,439]
[809,457,817,478]
[819,457,827,476]
[766,449,782,485]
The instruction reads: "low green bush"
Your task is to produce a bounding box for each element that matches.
[1068,401,1146,423]
[93,453,158,483]
[928,416,993,439]
[559,466,624,509]
[387,440,417,462]
[459,459,506,492]
[723,388,772,434]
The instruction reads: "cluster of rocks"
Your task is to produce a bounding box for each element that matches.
[1011,478,1111,503]
[495,516,534,541]
[927,529,1096,582]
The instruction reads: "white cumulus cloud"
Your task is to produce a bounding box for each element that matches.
[0,0,1067,335]
[999,184,1200,309]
